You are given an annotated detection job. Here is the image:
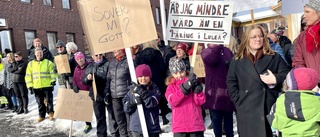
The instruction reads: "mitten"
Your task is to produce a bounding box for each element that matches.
[73,86,79,93]
[188,73,199,86]
[28,88,34,95]
[193,85,203,94]
[180,84,191,95]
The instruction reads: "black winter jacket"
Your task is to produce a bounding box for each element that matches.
[82,58,109,101]
[8,60,27,83]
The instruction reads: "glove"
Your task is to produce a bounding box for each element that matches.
[51,81,56,86]
[180,84,191,95]
[28,87,34,95]
[131,82,149,100]
[73,86,79,93]
[104,95,111,105]
[188,73,199,87]
[132,95,142,105]
[193,85,203,94]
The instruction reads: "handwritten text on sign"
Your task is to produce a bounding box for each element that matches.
[77,0,157,55]
[166,1,234,44]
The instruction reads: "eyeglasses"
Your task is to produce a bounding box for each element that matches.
[95,54,103,57]
[250,35,264,40]
[56,46,63,49]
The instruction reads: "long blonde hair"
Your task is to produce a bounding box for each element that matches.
[224,36,238,55]
[6,53,14,63]
[235,25,274,60]
[142,39,159,50]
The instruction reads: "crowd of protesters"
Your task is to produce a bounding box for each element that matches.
[0,1,319,137]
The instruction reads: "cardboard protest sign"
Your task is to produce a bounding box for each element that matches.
[166,1,234,44]
[224,0,277,12]
[77,0,157,55]
[54,88,93,122]
[189,55,205,77]
[54,54,71,74]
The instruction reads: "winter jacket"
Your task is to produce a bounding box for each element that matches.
[82,58,109,102]
[227,53,290,137]
[201,45,235,111]
[269,38,288,64]
[278,36,294,66]
[55,50,76,86]
[8,60,27,83]
[4,63,13,89]
[163,46,176,76]
[107,56,131,98]
[269,90,320,137]
[165,77,206,133]
[123,83,161,134]
[73,62,91,91]
[293,31,320,80]
[28,45,54,62]
[25,59,57,89]
[135,48,167,93]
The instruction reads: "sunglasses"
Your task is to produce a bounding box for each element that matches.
[14,56,19,58]
[56,46,63,49]
[95,54,103,57]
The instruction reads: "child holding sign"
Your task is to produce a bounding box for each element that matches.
[165,58,206,137]
[123,64,161,137]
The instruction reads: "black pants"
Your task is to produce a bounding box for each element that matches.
[12,83,28,110]
[93,100,107,137]
[34,88,54,117]
[211,110,234,137]
[110,98,130,137]
[132,132,159,137]
[174,131,204,137]
[159,94,170,116]
[107,103,120,137]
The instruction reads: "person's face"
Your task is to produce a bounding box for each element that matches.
[92,54,103,63]
[14,54,22,61]
[137,76,151,85]
[34,41,42,48]
[249,28,264,51]
[269,33,278,43]
[56,46,65,53]
[172,71,186,80]
[113,50,123,57]
[176,49,185,58]
[304,7,320,25]
[6,54,12,62]
[35,50,43,60]
[75,57,85,66]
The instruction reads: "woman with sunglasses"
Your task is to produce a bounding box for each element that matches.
[8,51,28,114]
[293,0,320,83]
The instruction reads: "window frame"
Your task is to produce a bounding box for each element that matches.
[24,30,36,50]
[62,0,71,9]
[43,0,52,7]
[66,33,75,43]
[46,32,57,56]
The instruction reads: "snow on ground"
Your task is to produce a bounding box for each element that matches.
[8,85,238,137]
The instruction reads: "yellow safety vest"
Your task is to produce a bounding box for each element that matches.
[25,59,57,89]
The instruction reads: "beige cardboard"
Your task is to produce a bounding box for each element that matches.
[189,55,205,78]
[54,88,93,122]
[92,74,97,101]
[54,54,71,74]
[77,0,157,55]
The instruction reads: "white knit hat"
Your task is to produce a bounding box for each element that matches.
[305,0,320,12]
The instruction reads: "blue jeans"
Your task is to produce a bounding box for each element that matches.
[211,110,234,137]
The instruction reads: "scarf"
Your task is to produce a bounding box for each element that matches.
[116,55,124,61]
[306,21,320,53]
[246,49,263,64]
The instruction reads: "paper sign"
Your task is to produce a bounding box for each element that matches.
[77,0,157,55]
[54,88,93,122]
[189,55,205,77]
[282,0,309,15]
[54,54,71,74]
[166,1,234,44]
[224,0,278,12]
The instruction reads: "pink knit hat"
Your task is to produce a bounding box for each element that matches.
[135,64,152,78]
[286,68,319,90]
[74,52,85,60]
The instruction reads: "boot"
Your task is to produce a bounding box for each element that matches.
[37,117,45,122]
[162,116,169,125]
[24,108,29,114]
[0,104,5,109]
[49,112,55,121]
[12,106,18,113]
[16,108,24,114]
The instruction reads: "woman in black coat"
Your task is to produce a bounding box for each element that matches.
[227,25,290,137]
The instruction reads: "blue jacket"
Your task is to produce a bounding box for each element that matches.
[123,83,161,134]
[269,38,288,64]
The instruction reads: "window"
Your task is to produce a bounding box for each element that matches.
[43,0,52,6]
[0,30,13,53]
[21,0,31,3]
[24,30,36,50]
[47,32,57,55]
[66,33,75,42]
[62,0,70,9]
[155,7,161,25]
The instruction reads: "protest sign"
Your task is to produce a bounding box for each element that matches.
[189,55,205,77]
[282,0,308,15]
[54,88,93,122]
[224,0,277,12]
[166,1,234,44]
[77,0,157,55]
[54,54,71,74]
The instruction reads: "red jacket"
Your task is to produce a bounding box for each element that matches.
[165,77,206,133]
[293,31,320,80]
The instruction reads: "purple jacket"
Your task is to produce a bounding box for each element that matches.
[201,45,235,111]
[73,62,91,91]
[165,77,206,133]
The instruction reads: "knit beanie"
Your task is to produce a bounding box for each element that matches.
[286,68,319,90]
[56,40,65,47]
[305,0,320,12]
[271,26,285,37]
[169,57,186,74]
[176,43,188,53]
[135,64,152,78]
[74,52,85,60]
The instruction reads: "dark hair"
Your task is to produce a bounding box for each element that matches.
[258,23,269,34]
[15,51,22,56]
